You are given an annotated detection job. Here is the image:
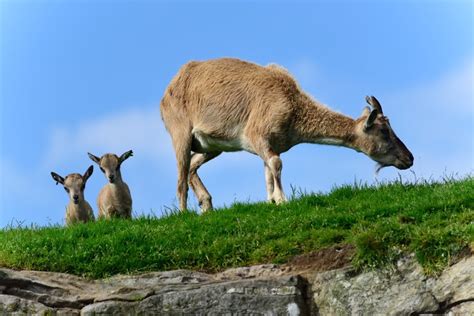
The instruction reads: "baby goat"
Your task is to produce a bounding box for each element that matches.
[88,150,133,219]
[51,166,95,225]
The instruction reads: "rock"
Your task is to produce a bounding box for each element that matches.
[0,294,53,315]
[0,294,79,315]
[432,255,474,304]
[447,301,474,315]
[80,277,309,315]
[0,267,309,315]
[81,301,136,315]
[0,255,472,315]
[310,255,474,315]
[214,264,287,280]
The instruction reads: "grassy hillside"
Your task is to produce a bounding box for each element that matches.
[0,177,472,279]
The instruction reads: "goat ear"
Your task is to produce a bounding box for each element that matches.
[83,165,94,182]
[119,150,133,163]
[88,152,101,164]
[51,172,65,185]
[361,106,371,117]
[364,109,379,131]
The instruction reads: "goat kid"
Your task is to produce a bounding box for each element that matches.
[51,166,95,225]
[88,150,133,219]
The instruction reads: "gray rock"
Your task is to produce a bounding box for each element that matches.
[0,294,79,315]
[0,267,309,315]
[79,277,308,315]
[81,301,136,315]
[0,255,472,315]
[447,301,474,315]
[432,254,474,304]
[311,255,474,315]
[0,294,53,315]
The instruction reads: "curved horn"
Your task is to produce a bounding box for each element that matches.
[365,96,383,114]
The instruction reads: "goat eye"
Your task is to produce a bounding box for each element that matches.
[81,185,85,191]
[64,187,70,193]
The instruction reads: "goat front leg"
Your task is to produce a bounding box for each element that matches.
[262,150,286,204]
[246,131,286,204]
[264,163,275,203]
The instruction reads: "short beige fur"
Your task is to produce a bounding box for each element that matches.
[51,166,95,225]
[160,58,413,211]
[88,151,133,219]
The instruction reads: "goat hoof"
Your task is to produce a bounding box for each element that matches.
[200,199,213,212]
[274,195,287,205]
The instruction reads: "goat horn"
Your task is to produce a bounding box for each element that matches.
[365,96,383,114]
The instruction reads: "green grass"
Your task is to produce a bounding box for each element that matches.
[1,177,473,279]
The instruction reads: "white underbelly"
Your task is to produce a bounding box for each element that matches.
[192,129,252,153]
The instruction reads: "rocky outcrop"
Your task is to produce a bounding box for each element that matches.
[1,255,472,315]
[311,254,473,315]
[0,266,309,315]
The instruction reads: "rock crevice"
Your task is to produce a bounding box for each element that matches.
[414,298,474,315]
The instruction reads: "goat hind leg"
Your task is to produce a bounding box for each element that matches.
[171,131,192,211]
[189,152,221,212]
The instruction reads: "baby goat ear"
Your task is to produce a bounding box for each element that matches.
[88,152,101,164]
[83,165,94,182]
[364,109,379,131]
[119,150,134,163]
[51,172,65,185]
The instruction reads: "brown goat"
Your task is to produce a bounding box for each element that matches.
[160,58,413,211]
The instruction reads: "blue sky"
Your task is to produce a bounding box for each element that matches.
[1,0,472,228]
